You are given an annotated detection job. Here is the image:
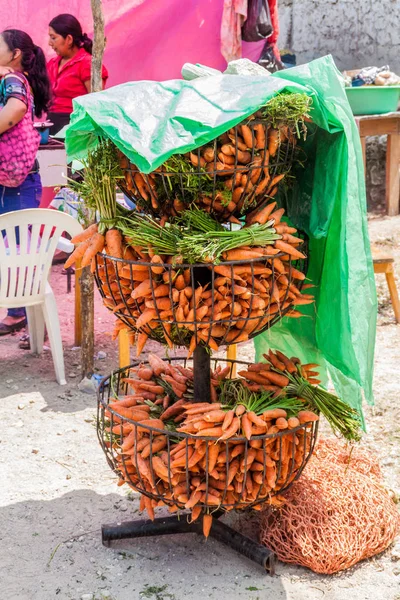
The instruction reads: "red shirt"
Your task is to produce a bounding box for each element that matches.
[47,48,108,114]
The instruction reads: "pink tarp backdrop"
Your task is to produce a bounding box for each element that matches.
[1,0,264,86]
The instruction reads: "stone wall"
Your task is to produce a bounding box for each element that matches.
[277,0,398,213]
[278,0,400,74]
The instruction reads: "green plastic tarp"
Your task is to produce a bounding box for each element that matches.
[65,55,377,422]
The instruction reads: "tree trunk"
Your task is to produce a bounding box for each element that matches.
[91,0,106,93]
[80,0,106,380]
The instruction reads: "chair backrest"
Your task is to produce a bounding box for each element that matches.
[0,208,83,307]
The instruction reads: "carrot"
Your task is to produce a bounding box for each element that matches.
[241,413,253,440]
[185,489,202,510]
[203,147,215,163]
[275,417,288,430]
[254,123,266,150]
[240,125,253,148]
[64,237,92,269]
[203,410,226,423]
[207,444,220,474]
[143,495,155,520]
[137,418,165,432]
[131,279,152,300]
[255,176,271,196]
[223,249,264,261]
[71,223,98,244]
[221,409,235,431]
[141,436,167,458]
[190,152,206,168]
[218,417,240,440]
[136,332,148,357]
[267,173,285,192]
[81,233,105,267]
[262,371,289,387]
[298,410,319,423]
[136,309,158,329]
[227,458,240,485]
[195,426,223,437]
[236,149,251,164]
[275,350,297,373]
[261,408,287,420]
[247,201,277,225]
[238,370,270,386]
[274,240,306,260]
[105,229,123,261]
[268,129,279,156]
[288,417,300,429]
[267,350,286,371]
[202,514,213,539]
[247,411,267,428]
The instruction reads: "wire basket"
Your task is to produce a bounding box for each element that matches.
[118,118,298,222]
[94,247,308,350]
[98,357,318,512]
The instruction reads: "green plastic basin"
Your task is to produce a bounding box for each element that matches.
[345,86,400,115]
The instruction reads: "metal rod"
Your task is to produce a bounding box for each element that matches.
[193,345,211,403]
[102,516,199,544]
[101,515,275,574]
[209,518,275,574]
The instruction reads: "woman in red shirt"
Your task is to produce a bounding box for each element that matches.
[47,14,108,135]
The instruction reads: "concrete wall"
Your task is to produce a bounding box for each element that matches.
[278,0,399,212]
[278,0,400,74]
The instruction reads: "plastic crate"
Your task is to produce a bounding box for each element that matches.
[345,86,400,115]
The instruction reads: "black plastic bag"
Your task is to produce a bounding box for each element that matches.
[242,0,273,42]
[258,41,284,73]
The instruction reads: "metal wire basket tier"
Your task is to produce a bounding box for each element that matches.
[118,118,298,222]
[98,357,318,513]
[94,247,308,350]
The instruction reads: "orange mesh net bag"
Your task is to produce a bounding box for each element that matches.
[260,438,400,574]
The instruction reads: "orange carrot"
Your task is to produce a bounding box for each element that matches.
[221,409,235,431]
[218,417,240,440]
[268,129,279,156]
[241,413,252,440]
[136,309,158,329]
[105,229,123,260]
[131,279,152,300]
[298,410,319,423]
[247,411,267,428]
[203,514,213,539]
[64,237,92,269]
[71,223,98,244]
[274,240,306,260]
[81,232,105,267]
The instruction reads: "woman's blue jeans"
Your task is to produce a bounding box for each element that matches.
[0,173,42,318]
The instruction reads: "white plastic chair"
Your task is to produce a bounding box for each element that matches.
[0,208,83,385]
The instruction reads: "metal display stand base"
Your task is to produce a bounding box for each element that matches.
[102,514,275,574]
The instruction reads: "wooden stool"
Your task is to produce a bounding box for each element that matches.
[372,246,400,323]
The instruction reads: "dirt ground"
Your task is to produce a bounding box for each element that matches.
[0,215,399,600]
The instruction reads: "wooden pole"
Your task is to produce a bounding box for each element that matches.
[80,0,106,380]
[91,0,106,93]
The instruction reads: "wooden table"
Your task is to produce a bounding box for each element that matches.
[355,112,400,216]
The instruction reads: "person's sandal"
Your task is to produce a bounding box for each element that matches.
[0,318,27,336]
[18,332,49,350]
[18,334,31,350]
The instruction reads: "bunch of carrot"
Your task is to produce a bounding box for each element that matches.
[119,116,296,221]
[64,224,125,271]
[93,242,312,356]
[102,352,320,537]
[63,201,309,355]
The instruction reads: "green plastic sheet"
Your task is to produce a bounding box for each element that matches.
[65,56,376,421]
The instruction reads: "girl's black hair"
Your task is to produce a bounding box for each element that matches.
[49,14,93,55]
[1,29,51,118]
